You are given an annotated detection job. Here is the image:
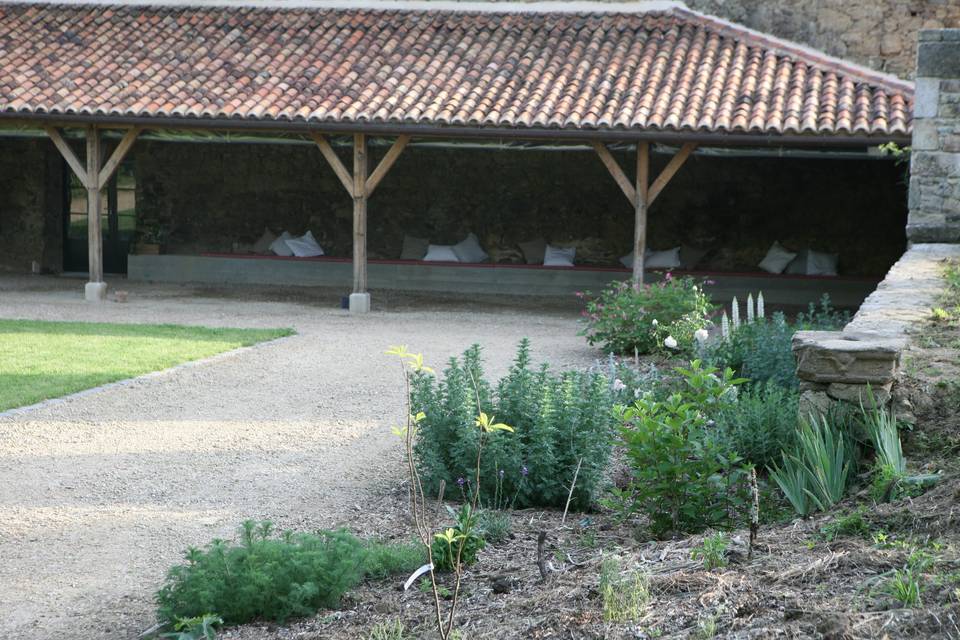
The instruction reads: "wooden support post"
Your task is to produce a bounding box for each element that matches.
[311,133,410,313]
[352,133,368,299]
[46,125,140,300]
[593,140,698,285]
[633,142,649,283]
[86,127,104,291]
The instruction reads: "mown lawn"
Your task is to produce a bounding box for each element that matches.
[0,319,293,411]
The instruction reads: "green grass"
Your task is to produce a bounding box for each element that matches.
[0,319,293,411]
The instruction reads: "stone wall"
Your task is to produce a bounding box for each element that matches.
[684,0,960,79]
[793,244,960,416]
[135,140,907,277]
[438,0,960,78]
[0,138,63,273]
[908,29,960,243]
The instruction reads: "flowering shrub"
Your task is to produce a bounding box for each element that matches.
[707,311,798,388]
[411,340,616,510]
[608,361,752,537]
[578,275,714,356]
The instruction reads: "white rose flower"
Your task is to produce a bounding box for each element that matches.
[663,336,678,350]
[612,378,627,392]
[651,319,658,327]
[694,329,709,344]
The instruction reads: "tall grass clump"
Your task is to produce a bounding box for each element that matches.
[769,415,853,517]
[599,556,649,622]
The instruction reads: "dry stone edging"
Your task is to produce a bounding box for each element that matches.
[792,243,960,417]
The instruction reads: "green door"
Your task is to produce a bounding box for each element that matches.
[63,161,137,274]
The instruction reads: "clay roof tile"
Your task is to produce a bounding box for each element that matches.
[0,2,913,139]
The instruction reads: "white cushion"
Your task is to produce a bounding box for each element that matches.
[645,247,682,269]
[786,249,838,276]
[270,231,294,257]
[285,230,325,258]
[806,250,838,276]
[452,233,489,263]
[758,241,797,274]
[252,227,276,254]
[423,244,460,262]
[543,244,575,267]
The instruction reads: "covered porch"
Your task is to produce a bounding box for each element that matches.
[0,2,913,312]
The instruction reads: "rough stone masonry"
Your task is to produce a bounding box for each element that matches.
[795,30,960,416]
[909,29,960,243]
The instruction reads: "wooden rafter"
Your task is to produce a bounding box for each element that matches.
[311,133,355,196]
[593,140,698,283]
[647,142,697,206]
[591,141,636,206]
[365,134,410,198]
[593,141,698,209]
[45,127,89,187]
[97,127,141,189]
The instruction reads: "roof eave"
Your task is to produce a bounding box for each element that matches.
[0,112,913,149]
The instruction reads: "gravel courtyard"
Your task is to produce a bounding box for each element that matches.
[0,276,596,639]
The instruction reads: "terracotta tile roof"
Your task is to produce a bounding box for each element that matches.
[0,2,913,138]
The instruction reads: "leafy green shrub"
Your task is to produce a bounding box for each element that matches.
[795,294,851,331]
[160,614,222,640]
[691,532,729,570]
[578,276,713,355]
[769,415,853,517]
[615,361,751,537]
[157,521,423,625]
[715,383,800,468]
[431,505,486,572]
[819,508,872,541]
[593,355,666,404]
[412,340,617,510]
[707,311,797,388]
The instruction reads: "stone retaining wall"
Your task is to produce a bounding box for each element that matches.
[793,244,960,418]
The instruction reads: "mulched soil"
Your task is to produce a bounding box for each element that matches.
[222,307,960,640]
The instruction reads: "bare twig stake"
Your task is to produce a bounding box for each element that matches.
[560,457,583,526]
[749,467,759,560]
[435,479,445,522]
[536,531,550,581]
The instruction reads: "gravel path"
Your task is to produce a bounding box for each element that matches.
[0,276,596,639]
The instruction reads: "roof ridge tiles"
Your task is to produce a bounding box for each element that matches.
[0,0,688,13]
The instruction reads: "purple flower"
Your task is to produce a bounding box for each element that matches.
[520,465,529,477]
[456,477,465,487]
